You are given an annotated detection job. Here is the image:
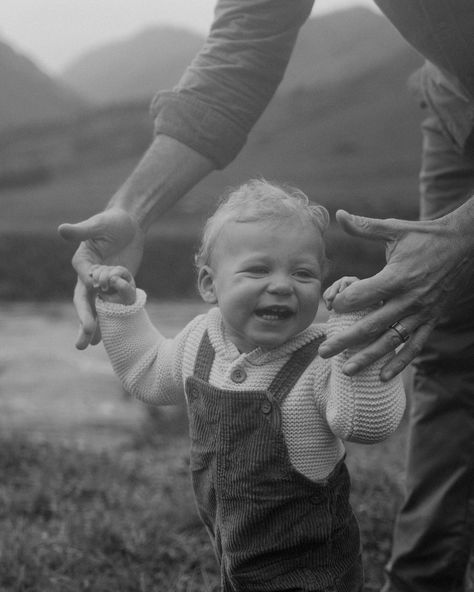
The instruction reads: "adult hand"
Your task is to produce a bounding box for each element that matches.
[319,198,474,380]
[58,208,145,349]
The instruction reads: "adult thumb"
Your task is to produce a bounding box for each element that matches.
[58,214,102,243]
[335,209,404,242]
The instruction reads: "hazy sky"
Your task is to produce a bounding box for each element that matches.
[0,0,377,75]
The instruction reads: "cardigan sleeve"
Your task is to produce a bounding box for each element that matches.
[95,289,203,406]
[321,310,406,443]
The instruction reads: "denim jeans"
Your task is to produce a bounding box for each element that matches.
[382,113,474,592]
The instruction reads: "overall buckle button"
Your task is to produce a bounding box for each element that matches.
[230,367,247,383]
[187,384,198,400]
[261,400,272,414]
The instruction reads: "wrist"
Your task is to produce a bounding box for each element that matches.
[445,196,474,256]
[96,288,146,314]
[109,135,214,232]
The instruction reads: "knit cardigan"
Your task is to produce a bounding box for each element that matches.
[96,289,406,481]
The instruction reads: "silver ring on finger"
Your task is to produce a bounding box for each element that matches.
[389,321,409,343]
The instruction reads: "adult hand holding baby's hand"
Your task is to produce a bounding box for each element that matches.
[319,199,474,380]
[58,208,145,349]
[323,276,359,310]
[90,265,136,305]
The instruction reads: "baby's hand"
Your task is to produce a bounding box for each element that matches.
[323,276,359,310]
[90,265,136,305]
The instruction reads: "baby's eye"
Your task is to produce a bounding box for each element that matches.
[294,269,317,280]
[245,266,268,276]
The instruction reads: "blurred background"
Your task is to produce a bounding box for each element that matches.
[0,1,420,589]
[0,0,424,300]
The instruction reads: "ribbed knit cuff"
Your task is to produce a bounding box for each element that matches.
[95,288,147,317]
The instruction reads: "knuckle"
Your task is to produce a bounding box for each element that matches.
[355,217,373,232]
[410,343,423,358]
[387,330,402,348]
[363,320,383,340]
[412,294,430,310]
[396,343,418,365]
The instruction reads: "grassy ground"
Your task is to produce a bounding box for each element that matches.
[0,302,408,591]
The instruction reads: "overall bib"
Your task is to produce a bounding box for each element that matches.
[185,332,363,592]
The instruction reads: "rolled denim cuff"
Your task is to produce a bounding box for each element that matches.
[150,90,248,169]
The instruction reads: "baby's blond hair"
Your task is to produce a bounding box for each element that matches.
[196,178,330,272]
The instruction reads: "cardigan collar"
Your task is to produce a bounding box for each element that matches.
[205,307,326,366]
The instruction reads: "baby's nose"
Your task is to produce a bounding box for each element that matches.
[267,275,293,294]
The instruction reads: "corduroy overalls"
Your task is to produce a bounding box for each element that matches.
[185,332,363,592]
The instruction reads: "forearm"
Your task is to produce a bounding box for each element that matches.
[108,134,214,232]
[108,1,315,228]
[96,290,182,404]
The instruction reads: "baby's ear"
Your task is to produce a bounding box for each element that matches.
[197,266,217,304]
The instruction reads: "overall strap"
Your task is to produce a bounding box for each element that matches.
[268,336,324,405]
[193,331,215,381]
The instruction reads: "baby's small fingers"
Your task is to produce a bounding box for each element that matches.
[107,265,133,282]
[90,265,130,292]
[110,276,136,305]
[339,276,359,292]
[323,283,339,302]
[323,294,335,310]
[108,267,135,292]
[95,268,117,292]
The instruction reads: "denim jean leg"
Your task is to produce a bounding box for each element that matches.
[383,114,474,592]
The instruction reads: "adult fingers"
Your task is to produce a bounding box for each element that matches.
[335,209,430,241]
[379,323,435,381]
[329,267,402,313]
[58,213,106,243]
[73,280,99,350]
[71,243,103,285]
[340,315,420,376]
[96,267,134,296]
[319,295,415,358]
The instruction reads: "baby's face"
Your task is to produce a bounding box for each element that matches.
[198,216,324,352]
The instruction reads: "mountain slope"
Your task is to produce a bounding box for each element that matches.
[0,40,86,130]
[60,7,418,105]
[280,6,418,92]
[2,6,424,226]
[61,27,205,104]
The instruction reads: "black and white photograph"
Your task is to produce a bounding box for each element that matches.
[1,1,473,590]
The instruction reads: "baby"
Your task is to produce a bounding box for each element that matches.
[91,179,405,592]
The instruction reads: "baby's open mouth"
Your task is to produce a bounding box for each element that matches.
[255,306,293,321]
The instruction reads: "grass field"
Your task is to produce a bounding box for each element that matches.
[0,302,408,591]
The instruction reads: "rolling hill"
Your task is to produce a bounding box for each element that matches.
[60,26,205,104]
[1,6,424,223]
[58,7,421,106]
[0,39,86,131]
[279,6,420,93]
